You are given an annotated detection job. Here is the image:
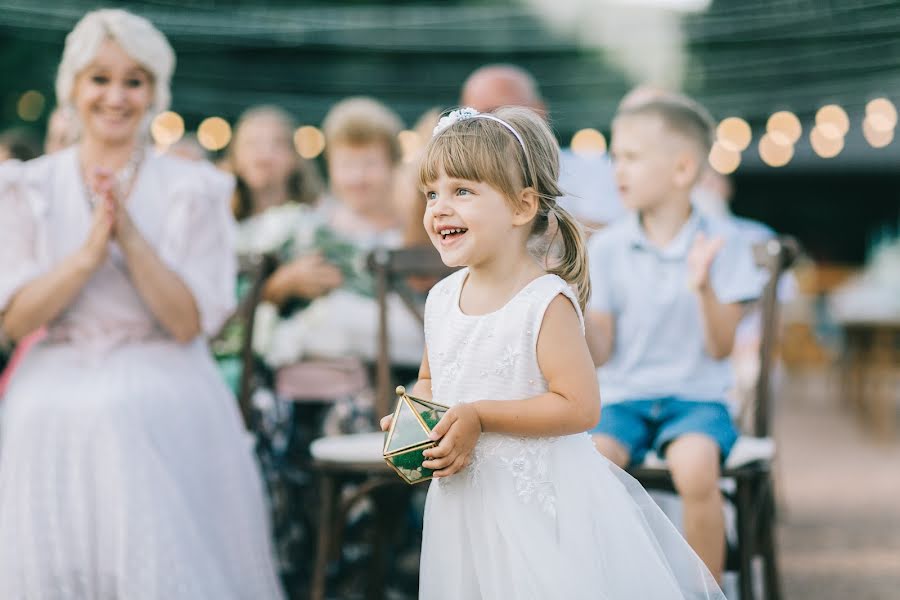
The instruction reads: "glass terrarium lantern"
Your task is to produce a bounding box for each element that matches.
[383,386,449,484]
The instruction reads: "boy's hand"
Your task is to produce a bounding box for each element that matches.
[422,403,482,478]
[687,232,724,292]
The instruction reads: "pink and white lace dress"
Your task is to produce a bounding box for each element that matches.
[0,148,283,599]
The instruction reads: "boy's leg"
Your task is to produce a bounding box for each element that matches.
[593,435,630,468]
[590,401,653,469]
[657,400,738,582]
[665,433,725,580]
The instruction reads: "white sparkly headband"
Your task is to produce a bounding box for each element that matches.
[432,107,527,154]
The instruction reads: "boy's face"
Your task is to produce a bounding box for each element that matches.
[327,141,395,216]
[611,114,696,212]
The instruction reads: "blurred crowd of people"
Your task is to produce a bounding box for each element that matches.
[0,64,781,392]
[0,7,790,598]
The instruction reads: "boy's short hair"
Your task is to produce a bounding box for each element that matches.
[614,96,716,158]
[322,97,404,164]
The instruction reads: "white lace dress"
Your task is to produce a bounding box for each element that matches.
[420,269,725,600]
[0,148,284,599]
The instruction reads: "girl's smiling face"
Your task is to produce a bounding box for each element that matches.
[231,112,296,195]
[423,171,519,269]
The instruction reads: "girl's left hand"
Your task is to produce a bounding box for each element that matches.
[422,403,482,478]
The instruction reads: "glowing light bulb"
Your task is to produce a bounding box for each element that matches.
[716,117,752,152]
[810,126,844,158]
[758,133,794,167]
[197,117,232,151]
[293,126,326,159]
[766,111,802,145]
[570,128,607,155]
[150,111,185,146]
[708,141,741,174]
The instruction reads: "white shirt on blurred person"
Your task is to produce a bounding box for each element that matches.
[558,148,626,229]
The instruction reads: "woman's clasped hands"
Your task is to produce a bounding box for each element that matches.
[81,168,141,269]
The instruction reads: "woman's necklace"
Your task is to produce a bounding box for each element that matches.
[80,145,145,209]
[78,145,145,274]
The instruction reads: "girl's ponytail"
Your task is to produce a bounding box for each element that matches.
[547,203,590,313]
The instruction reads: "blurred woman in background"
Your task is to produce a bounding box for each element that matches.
[0,9,284,597]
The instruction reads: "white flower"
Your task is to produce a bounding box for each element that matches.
[235,203,307,255]
[433,107,481,137]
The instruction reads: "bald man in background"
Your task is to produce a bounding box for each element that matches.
[460,64,625,230]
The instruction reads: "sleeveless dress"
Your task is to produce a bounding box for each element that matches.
[0,148,284,599]
[420,268,725,600]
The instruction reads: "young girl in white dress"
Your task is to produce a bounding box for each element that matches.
[381,106,726,599]
[0,10,284,598]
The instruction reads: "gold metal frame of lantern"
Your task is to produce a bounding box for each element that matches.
[382,386,449,484]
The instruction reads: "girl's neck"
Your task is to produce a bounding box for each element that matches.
[78,136,140,172]
[639,198,693,248]
[463,244,544,314]
[251,184,291,215]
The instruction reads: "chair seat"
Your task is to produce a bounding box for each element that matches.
[639,435,776,471]
[311,433,775,469]
[275,358,369,403]
[310,432,386,465]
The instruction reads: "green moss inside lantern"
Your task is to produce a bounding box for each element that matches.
[383,386,449,484]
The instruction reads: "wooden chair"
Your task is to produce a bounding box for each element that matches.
[628,235,800,600]
[307,245,453,600]
[371,245,456,418]
[212,252,278,431]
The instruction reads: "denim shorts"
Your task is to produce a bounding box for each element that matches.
[590,397,738,466]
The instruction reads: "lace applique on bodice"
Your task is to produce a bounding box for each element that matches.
[424,269,583,516]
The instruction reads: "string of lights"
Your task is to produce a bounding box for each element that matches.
[2,0,899,173]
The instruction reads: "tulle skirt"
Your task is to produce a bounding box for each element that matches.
[0,340,284,599]
[420,432,725,600]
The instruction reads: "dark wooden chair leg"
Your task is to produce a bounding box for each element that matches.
[311,473,336,600]
[761,485,782,600]
[367,486,396,600]
[736,478,756,600]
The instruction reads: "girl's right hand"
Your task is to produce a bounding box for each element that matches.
[379,414,393,431]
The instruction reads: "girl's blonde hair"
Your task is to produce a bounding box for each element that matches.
[418,107,590,311]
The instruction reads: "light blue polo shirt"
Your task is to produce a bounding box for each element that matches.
[587,209,764,405]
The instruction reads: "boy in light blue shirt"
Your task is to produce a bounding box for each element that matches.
[586,97,764,582]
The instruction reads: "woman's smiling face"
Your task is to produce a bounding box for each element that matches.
[72,39,154,146]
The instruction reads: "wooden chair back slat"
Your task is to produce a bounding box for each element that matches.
[369,245,455,418]
[750,236,800,437]
[212,253,278,430]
